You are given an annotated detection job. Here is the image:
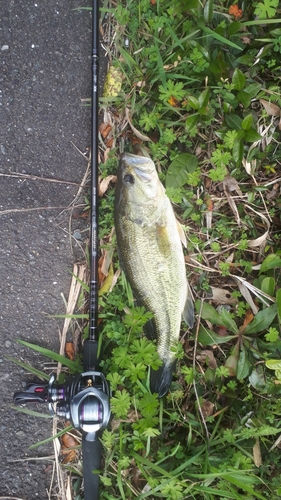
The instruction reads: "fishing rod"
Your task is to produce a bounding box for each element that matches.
[13,1,110,499]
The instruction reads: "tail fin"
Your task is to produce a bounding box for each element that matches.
[150,360,176,399]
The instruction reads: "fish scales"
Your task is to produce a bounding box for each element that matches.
[114,153,194,397]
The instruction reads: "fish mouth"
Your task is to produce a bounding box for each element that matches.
[121,153,156,184]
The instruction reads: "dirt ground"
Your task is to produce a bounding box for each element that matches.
[0,1,107,498]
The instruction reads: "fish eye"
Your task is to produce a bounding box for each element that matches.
[123,174,135,185]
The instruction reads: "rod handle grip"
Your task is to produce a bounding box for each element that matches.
[82,436,102,500]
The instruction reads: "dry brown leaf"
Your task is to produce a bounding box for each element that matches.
[233,275,274,308]
[200,400,215,418]
[210,287,237,305]
[125,107,152,142]
[105,137,114,149]
[236,280,259,315]
[103,147,112,164]
[241,36,251,44]
[101,246,114,276]
[65,342,75,361]
[98,175,117,197]
[223,176,243,225]
[260,98,281,117]
[223,175,243,196]
[240,309,255,332]
[99,122,112,139]
[196,350,217,370]
[266,183,280,201]
[205,210,212,230]
[216,326,229,336]
[242,157,253,175]
[253,438,262,467]
[247,230,269,248]
[226,253,234,263]
[246,205,270,248]
[269,433,281,452]
[61,430,79,464]
[110,268,121,293]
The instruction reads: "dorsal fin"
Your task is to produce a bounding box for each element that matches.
[176,220,187,247]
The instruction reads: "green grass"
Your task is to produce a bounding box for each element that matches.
[17,0,281,498]
[95,0,281,498]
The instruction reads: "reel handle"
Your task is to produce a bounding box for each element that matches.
[13,382,49,405]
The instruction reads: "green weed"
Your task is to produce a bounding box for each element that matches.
[94,0,281,497]
[15,0,281,497]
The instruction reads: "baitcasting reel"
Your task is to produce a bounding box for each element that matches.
[14,371,110,441]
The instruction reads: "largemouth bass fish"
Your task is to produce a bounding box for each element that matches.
[114,153,194,397]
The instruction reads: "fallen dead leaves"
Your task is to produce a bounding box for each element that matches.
[61,426,80,464]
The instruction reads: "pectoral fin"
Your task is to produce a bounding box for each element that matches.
[182,283,194,329]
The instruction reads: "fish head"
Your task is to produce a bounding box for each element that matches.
[117,153,165,206]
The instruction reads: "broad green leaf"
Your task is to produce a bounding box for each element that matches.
[198,88,210,108]
[243,304,277,334]
[166,153,198,189]
[225,341,239,376]
[242,114,253,130]
[197,325,235,346]
[244,83,262,98]
[185,113,199,131]
[188,95,199,110]
[204,0,213,23]
[233,140,244,164]
[244,128,262,142]
[237,90,252,108]
[225,114,242,130]
[237,345,251,380]
[232,68,246,91]
[184,0,199,8]
[249,366,266,389]
[219,307,239,334]
[266,359,281,370]
[260,253,281,273]
[266,359,281,380]
[196,300,221,324]
[260,277,275,297]
[197,301,238,332]
[276,288,281,321]
[227,21,242,36]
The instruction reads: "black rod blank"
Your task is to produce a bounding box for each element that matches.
[89,0,99,344]
[82,1,103,497]
[84,0,100,373]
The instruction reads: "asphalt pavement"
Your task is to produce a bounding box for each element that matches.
[0,1,104,498]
